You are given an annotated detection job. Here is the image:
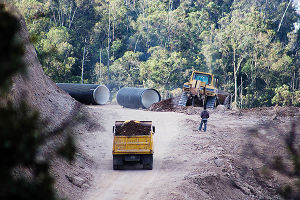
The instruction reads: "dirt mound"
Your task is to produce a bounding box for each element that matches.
[275,106,300,117]
[149,98,176,112]
[115,120,151,136]
[149,98,207,115]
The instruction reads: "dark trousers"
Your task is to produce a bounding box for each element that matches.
[199,119,207,132]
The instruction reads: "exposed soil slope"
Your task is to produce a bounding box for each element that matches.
[9,7,77,130]
[7,7,100,200]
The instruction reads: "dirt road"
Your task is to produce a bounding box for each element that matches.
[81,105,297,200]
[84,105,193,200]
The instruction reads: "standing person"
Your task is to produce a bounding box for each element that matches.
[199,107,209,132]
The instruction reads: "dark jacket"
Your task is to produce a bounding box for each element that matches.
[201,110,209,119]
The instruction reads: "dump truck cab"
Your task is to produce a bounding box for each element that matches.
[112,120,155,170]
[179,71,219,108]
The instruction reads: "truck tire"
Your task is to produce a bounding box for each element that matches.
[143,155,153,170]
[113,155,123,170]
[113,164,119,170]
[144,163,153,170]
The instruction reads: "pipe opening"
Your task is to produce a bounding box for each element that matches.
[141,89,160,108]
[93,85,110,105]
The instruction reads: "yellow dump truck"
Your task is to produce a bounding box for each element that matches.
[112,120,155,170]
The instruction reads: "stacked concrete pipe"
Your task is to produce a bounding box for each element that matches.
[117,87,161,109]
[56,83,110,105]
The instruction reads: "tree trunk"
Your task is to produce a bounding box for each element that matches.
[50,7,57,25]
[99,48,102,82]
[107,2,111,82]
[167,0,172,49]
[240,76,243,108]
[233,47,238,105]
[81,44,86,84]
[277,0,293,32]
[58,9,61,26]
[69,7,77,29]
[134,34,141,53]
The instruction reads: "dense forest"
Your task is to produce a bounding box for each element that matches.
[11,0,300,108]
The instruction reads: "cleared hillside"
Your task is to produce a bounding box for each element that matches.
[7,6,101,200]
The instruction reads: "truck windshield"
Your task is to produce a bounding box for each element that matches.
[193,73,212,85]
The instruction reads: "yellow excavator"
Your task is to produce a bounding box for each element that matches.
[178,71,231,109]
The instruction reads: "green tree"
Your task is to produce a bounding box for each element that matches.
[109,51,143,89]
[212,5,297,108]
[93,0,127,82]
[140,46,187,97]
[272,85,300,106]
[39,27,75,82]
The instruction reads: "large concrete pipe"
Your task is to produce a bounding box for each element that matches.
[117,87,161,109]
[56,83,110,105]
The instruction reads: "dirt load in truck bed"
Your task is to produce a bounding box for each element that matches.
[115,120,151,136]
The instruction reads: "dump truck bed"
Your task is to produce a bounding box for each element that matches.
[113,135,153,154]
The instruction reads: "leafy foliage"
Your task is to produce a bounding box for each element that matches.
[109,51,143,89]
[39,27,75,82]
[140,46,188,97]
[272,85,300,107]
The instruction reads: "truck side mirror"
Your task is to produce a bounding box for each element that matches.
[152,126,155,134]
[113,126,115,134]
